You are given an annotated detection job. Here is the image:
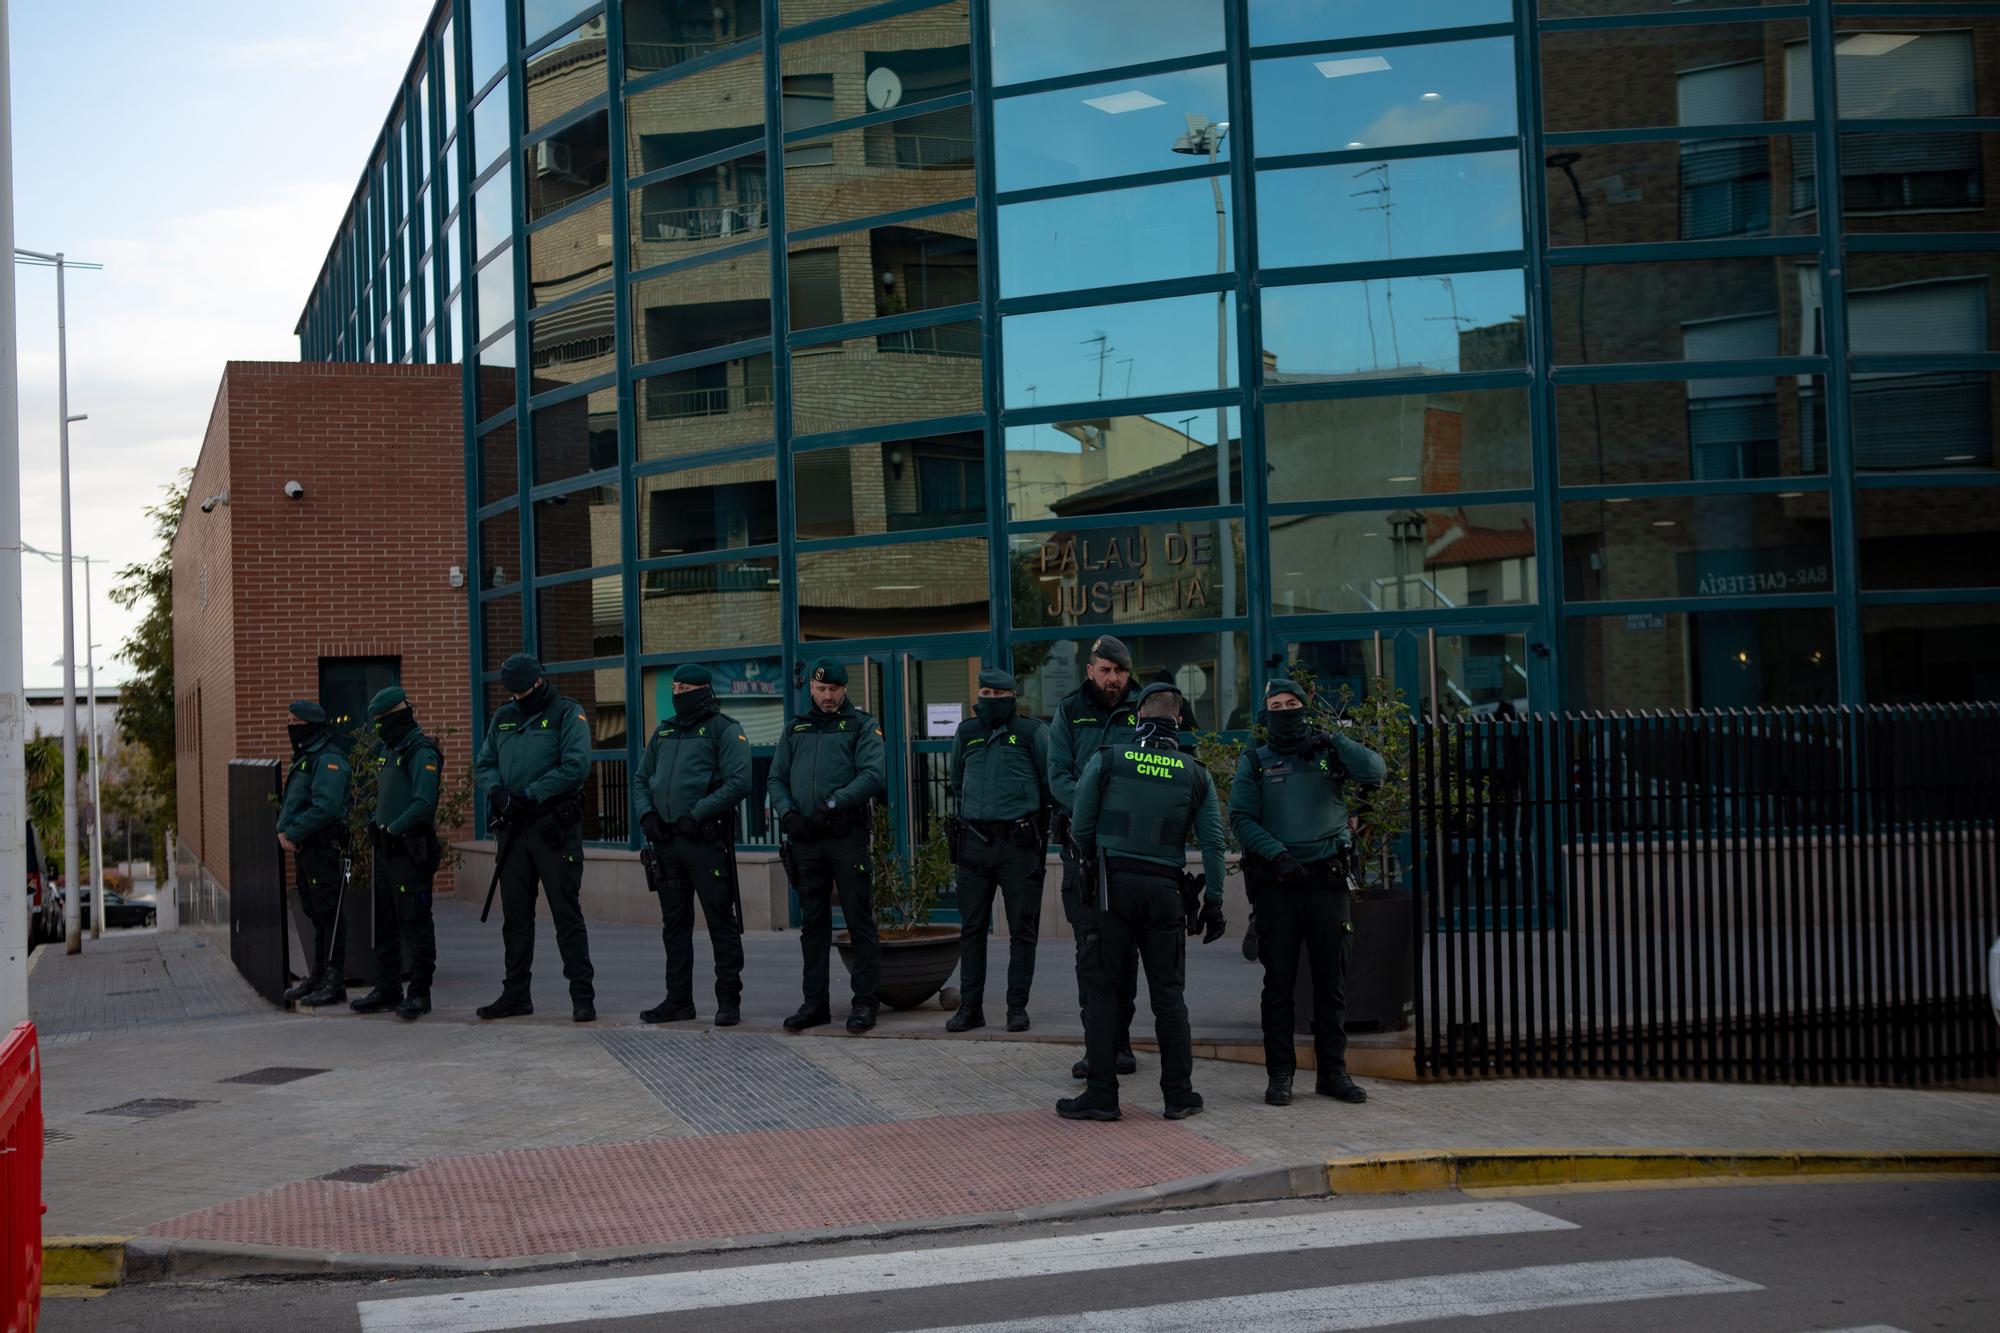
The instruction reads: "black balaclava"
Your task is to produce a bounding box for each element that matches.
[375,708,419,746]
[516,678,555,715]
[672,685,717,720]
[1264,707,1311,749]
[975,695,1016,728]
[287,722,321,754]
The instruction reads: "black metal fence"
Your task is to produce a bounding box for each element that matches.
[226,759,289,1004]
[1410,705,2000,1086]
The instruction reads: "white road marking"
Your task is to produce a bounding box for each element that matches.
[900,1257,1761,1332]
[356,1201,1577,1333]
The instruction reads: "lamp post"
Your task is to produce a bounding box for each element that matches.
[25,542,107,938]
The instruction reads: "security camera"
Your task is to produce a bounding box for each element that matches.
[199,497,218,513]
[283,480,305,500]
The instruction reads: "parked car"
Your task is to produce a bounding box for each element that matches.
[23,822,59,947]
[54,886,157,930]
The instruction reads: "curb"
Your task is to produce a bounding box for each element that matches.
[40,1236,131,1288]
[1324,1148,2000,1195]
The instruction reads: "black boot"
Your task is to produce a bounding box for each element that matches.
[1056,1093,1120,1122]
[299,966,346,1008]
[1316,1070,1368,1104]
[1006,1007,1030,1033]
[283,971,318,1004]
[641,1000,697,1024]
[846,1000,879,1033]
[714,1002,741,1027]
[1241,914,1259,962]
[477,994,534,1020]
[1162,1091,1205,1121]
[784,1002,831,1032]
[349,986,402,1014]
[1116,1046,1138,1076]
[1264,1073,1294,1107]
[1070,1056,1089,1079]
[396,992,431,1022]
[572,999,597,1023]
[945,1005,984,1033]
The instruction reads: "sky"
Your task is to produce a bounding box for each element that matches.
[10,0,432,689]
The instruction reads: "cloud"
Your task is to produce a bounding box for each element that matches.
[1356,102,1504,149]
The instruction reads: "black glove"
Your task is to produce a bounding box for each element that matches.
[488,789,514,825]
[809,805,837,831]
[781,810,809,839]
[640,812,668,845]
[1274,851,1307,884]
[1197,899,1226,944]
[676,814,704,839]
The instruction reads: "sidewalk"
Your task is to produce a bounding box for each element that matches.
[30,922,2000,1277]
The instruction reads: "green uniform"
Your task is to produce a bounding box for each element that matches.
[633,701,751,1011]
[280,734,351,982]
[947,710,1050,1016]
[768,702,886,1010]
[473,691,594,1007]
[369,721,443,997]
[1046,684,1143,1041]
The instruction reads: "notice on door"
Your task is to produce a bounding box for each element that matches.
[926,703,963,738]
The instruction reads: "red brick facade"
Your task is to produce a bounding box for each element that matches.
[172,361,469,890]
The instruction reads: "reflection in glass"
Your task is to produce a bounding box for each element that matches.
[1857,488,2000,591]
[479,510,521,589]
[1542,24,1805,135]
[791,321,981,437]
[1251,0,1511,42]
[1266,389,1531,503]
[479,421,519,510]
[789,213,978,330]
[1568,608,1836,711]
[1270,505,1535,616]
[546,668,628,751]
[1834,133,1988,227]
[1560,493,1831,602]
[630,252,772,364]
[1544,138,1817,247]
[532,387,619,487]
[1551,259,1795,367]
[639,456,779,557]
[999,179,1231,300]
[528,195,612,309]
[640,555,781,652]
[636,352,775,461]
[538,575,625,664]
[784,110,974,232]
[990,0,1223,89]
[627,1,762,78]
[632,151,770,268]
[1261,269,1526,383]
[534,483,622,577]
[468,0,506,93]
[1253,39,1516,160]
[1012,631,1251,730]
[481,593,524,671]
[472,75,513,175]
[1842,253,2000,356]
[1558,376,1829,486]
[526,110,611,221]
[476,249,516,343]
[1850,371,1996,475]
[524,0,592,47]
[475,336,517,425]
[473,167,515,262]
[1258,152,1520,269]
[780,5,970,115]
[1004,407,1239,522]
[1862,603,2000,705]
[641,658,785,747]
[794,433,985,539]
[1003,293,1234,409]
[626,54,765,177]
[439,14,458,139]
[796,537,990,641]
[525,15,611,133]
[1796,26,1974,121]
[1011,517,1244,632]
[993,65,1228,193]
[529,289,615,393]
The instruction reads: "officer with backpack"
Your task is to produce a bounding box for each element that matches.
[349,686,444,1021]
[277,699,352,1008]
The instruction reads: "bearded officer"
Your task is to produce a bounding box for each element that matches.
[944,667,1050,1033]
[1229,678,1386,1106]
[348,687,444,1021]
[1046,635,1142,1079]
[633,663,751,1026]
[769,658,886,1034]
[472,653,597,1022]
[1058,681,1226,1122]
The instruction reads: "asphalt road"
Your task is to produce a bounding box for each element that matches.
[47,1179,2000,1332]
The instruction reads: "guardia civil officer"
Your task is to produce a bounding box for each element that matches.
[278,700,353,1008]
[348,687,444,1021]
[472,653,597,1022]
[769,658,886,1033]
[633,663,751,1026]
[944,667,1050,1033]
[1229,678,1387,1106]
[1047,635,1143,1078]
[1059,681,1227,1122]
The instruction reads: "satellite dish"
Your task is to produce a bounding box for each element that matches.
[866,67,903,111]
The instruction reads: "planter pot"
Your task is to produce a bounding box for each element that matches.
[1293,889,1415,1034]
[836,925,961,1010]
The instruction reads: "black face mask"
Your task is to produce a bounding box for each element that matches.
[1264,708,1310,746]
[672,686,716,719]
[288,722,322,754]
[1134,716,1178,749]
[375,709,418,746]
[516,679,554,715]
[975,696,1016,728]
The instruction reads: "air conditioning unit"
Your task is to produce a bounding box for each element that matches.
[535,139,574,178]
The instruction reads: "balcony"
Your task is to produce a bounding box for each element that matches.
[627,38,736,75]
[876,324,979,359]
[644,379,775,421]
[639,200,769,244]
[862,132,974,171]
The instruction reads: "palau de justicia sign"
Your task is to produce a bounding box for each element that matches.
[1037,530,1219,618]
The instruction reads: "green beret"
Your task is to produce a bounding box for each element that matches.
[671,663,713,687]
[1087,634,1132,670]
[499,653,543,691]
[367,686,408,718]
[1263,678,1307,704]
[808,658,848,687]
[288,700,326,724]
[976,667,1018,693]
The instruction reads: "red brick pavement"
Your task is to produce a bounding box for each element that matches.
[146,1110,1251,1261]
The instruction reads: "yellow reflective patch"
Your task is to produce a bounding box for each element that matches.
[736,734,747,742]
[326,763,340,770]
[424,764,437,771]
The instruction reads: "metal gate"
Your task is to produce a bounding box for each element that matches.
[227,759,289,1004]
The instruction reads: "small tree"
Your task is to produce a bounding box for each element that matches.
[868,804,951,938]
[341,727,475,886]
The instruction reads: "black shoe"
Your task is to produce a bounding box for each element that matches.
[714,1004,741,1027]
[1264,1073,1294,1107]
[1056,1095,1121,1122]
[573,1001,597,1023]
[1162,1092,1205,1121]
[641,1000,697,1024]
[1242,921,1260,962]
[784,1003,832,1032]
[282,974,316,1004]
[846,1001,879,1033]
[1006,1008,1030,1033]
[1316,1070,1368,1104]
[477,995,533,1020]
[349,987,402,1014]
[1116,1047,1138,1076]
[397,993,431,1022]
[299,968,347,1008]
[945,1006,985,1033]
[1070,1056,1089,1079]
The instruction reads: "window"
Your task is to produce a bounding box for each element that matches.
[1683,314,1781,480]
[1787,33,1979,213]
[319,657,401,736]
[782,75,835,167]
[1677,62,1770,239]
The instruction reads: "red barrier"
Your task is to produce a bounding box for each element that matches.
[0,1023,41,1331]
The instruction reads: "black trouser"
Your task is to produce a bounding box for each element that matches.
[794,825,877,1008]
[652,832,744,1009]
[955,824,1042,1012]
[1060,842,1135,1045]
[372,834,437,995]
[498,814,594,1005]
[1083,860,1192,1103]
[1254,859,1353,1077]
[294,839,345,980]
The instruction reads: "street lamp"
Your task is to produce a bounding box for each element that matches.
[27,543,109,938]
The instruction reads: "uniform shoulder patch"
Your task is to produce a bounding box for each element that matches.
[736,734,747,742]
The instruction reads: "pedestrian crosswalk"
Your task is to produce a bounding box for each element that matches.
[355,1200,1757,1333]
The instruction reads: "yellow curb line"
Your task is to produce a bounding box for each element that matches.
[41,1235,132,1288]
[1326,1149,2000,1195]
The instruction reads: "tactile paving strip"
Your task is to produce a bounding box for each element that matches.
[147,1109,1251,1261]
[596,1029,886,1134]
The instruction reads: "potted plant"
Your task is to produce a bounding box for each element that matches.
[835,806,961,1010]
